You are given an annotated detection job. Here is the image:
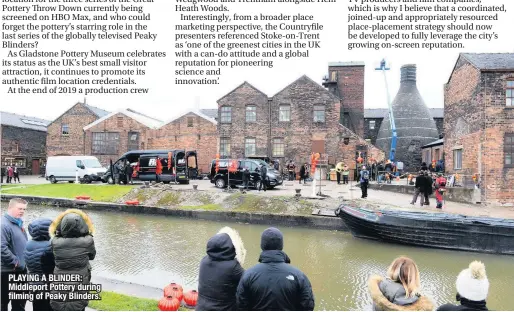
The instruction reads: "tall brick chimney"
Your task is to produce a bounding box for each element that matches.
[322,62,365,137]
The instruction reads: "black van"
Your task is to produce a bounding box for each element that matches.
[104,149,198,184]
[209,158,282,189]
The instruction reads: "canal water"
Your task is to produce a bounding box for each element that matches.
[8,205,514,310]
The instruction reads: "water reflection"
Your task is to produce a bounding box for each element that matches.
[5,205,514,311]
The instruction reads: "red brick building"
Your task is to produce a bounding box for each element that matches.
[83,109,162,165]
[46,102,110,157]
[444,53,514,204]
[1,111,50,175]
[217,75,384,179]
[149,111,217,174]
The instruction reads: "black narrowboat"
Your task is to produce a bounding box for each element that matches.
[336,205,514,255]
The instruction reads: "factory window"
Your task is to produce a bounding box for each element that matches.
[453,149,462,170]
[92,132,120,155]
[246,105,256,122]
[272,138,284,157]
[505,133,514,167]
[220,106,232,123]
[279,105,291,122]
[220,137,230,158]
[2,157,26,168]
[343,113,350,128]
[245,138,256,156]
[313,105,325,122]
[331,71,337,81]
[369,120,375,130]
[128,132,139,151]
[117,116,124,127]
[61,124,69,136]
[187,117,194,127]
[506,81,514,106]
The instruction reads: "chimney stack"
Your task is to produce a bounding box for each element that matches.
[400,64,417,83]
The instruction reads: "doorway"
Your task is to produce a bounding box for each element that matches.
[32,159,40,175]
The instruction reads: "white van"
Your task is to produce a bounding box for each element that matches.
[45,156,107,183]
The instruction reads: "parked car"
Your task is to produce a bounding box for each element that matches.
[103,149,198,184]
[209,159,283,189]
[45,156,106,183]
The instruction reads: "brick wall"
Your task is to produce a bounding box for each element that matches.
[84,112,151,166]
[328,65,365,137]
[272,76,341,165]
[150,112,218,174]
[444,55,514,204]
[1,125,47,175]
[421,144,444,164]
[47,103,99,157]
[217,76,384,177]
[218,82,270,159]
[363,118,383,145]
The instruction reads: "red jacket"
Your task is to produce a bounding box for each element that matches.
[156,159,163,175]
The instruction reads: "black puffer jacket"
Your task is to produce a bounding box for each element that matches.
[236,250,315,311]
[49,209,96,311]
[24,218,54,277]
[196,228,245,311]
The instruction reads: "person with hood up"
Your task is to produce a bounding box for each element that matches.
[49,209,96,311]
[437,261,489,311]
[24,218,55,311]
[196,227,246,311]
[368,256,433,311]
[236,227,315,311]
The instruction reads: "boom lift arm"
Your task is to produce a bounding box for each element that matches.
[375,59,397,162]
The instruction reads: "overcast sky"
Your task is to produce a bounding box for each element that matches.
[1,0,513,122]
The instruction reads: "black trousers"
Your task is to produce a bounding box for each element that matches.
[13,173,20,183]
[288,171,295,181]
[336,172,341,184]
[361,181,368,198]
[1,270,27,311]
[258,177,267,191]
[343,175,349,184]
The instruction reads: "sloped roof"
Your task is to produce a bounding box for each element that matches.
[84,104,110,117]
[364,108,443,118]
[272,75,340,103]
[422,138,444,148]
[161,110,217,127]
[0,111,50,132]
[461,53,514,70]
[199,109,218,120]
[217,81,269,104]
[83,109,163,130]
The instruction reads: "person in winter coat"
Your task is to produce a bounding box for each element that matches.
[411,171,425,206]
[421,162,428,171]
[49,209,96,311]
[236,227,315,311]
[335,161,344,184]
[423,171,433,206]
[342,165,350,184]
[7,166,14,184]
[1,198,29,311]
[369,256,433,311]
[196,227,246,311]
[434,173,447,209]
[437,261,489,311]
[360,166,370,198]
[24,218,55,311]
[258,164,267,192]
[299,163,307,184]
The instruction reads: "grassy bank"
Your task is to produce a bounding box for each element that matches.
[88,291,191,311]
[2,184,134,202]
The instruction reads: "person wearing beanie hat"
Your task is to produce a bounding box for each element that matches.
[437,261,489,311]
[236,227,315,311]
[196,227,246,311]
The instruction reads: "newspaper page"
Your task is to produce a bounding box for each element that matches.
[1,0,514,310]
